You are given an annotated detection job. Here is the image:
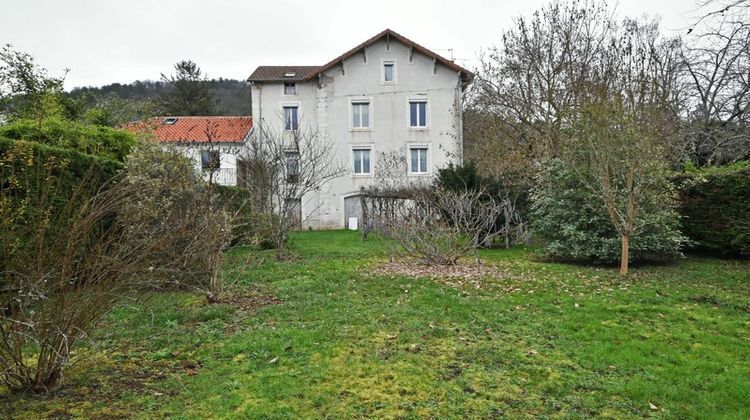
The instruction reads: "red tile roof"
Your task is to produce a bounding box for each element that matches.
[247,29,474,85]
[125,116,253,143]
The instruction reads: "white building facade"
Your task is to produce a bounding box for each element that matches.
[248,29,473,229]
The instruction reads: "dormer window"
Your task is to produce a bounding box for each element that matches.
[163,117,178,125]
[284,82,296,95]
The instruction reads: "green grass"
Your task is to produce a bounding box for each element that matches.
[3,230,749,418]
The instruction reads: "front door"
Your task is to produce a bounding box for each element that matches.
[344,195,362,230]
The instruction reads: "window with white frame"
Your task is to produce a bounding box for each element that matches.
[284,82,296,95]
[409,147,428,174]
[283,105,298,130]
[409,100,427,127]
[383,61,395,82]
[352,101,370,128]
[352,148,371,174]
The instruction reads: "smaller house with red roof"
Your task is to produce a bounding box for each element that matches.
[127,116,253,186]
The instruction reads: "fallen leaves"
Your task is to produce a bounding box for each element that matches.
[371,259,513,288]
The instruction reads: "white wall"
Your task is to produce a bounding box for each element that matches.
[254,38,464,228]
[168,143,242,186]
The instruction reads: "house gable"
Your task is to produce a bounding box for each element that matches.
[247,29,474,88]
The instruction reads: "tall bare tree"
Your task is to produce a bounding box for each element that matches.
[240,123,346,258]
[471,0,616,165]
[681,3,750,165]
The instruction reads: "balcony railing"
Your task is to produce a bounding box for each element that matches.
[204,168,237,186]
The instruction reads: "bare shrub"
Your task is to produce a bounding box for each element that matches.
[369,187,504,266]
[0,140,245,393]
[0,143,160,393]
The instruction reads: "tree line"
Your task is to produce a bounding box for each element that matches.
[1,52,251,126]
[462,0,749,273]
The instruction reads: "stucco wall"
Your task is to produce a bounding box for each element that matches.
[166,143,242,186]
[254,38,464,228]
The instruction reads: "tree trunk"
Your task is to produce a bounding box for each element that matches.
[619,234,630,275]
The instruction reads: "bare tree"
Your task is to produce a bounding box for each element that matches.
[240,123,347,258]
[681,5,750,165]
[471,0,616,164]
[688,0,749,34]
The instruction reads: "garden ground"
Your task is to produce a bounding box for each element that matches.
[2,230,749,418]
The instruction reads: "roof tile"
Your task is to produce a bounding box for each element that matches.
[125,116,253,143]
[247,66,321,82]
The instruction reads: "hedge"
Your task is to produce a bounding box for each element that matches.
[0,118,137,162]
[0,136,123,196]
[675,163,750,256]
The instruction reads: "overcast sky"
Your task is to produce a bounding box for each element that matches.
[2,0,707,90]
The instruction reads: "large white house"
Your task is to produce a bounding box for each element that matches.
[247,29,474,229]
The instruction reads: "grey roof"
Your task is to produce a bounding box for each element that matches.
[247,66,321,82]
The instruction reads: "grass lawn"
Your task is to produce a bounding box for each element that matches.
[2,230,749,418]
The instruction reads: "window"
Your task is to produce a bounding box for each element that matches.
[284,82,296,95]
[409,100,427,127]
[283,106,298,130]
[352,101,370,128]
[163,117,178,125]
[201,150,220,171]
[352,148,371,174]
[286,151,300,183]
[409,147,428,174]
[383,62,394,82]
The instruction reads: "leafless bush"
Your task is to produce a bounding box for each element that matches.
[0,144,165,393]
[0,141,243,393]
[369,187,504,266]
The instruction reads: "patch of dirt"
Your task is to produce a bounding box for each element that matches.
[221,294,283,312]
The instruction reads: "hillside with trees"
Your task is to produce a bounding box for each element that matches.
[67,76,251,117]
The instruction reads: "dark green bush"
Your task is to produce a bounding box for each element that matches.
[0,118,137,161]
[0,138,123,279]
[0,137,122,202]
[674,163,750,256]
[531,160,685,263]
